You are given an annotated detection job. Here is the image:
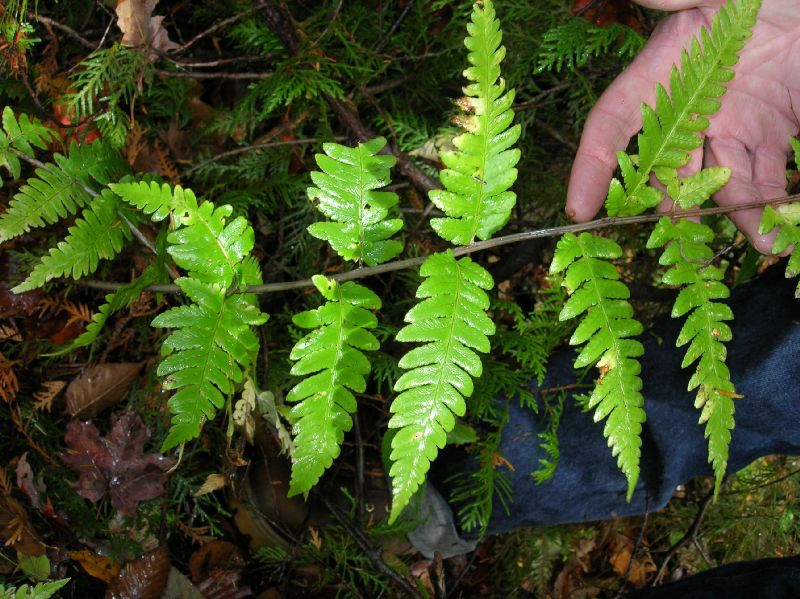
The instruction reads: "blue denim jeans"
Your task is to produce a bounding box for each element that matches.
[424,266,800,540]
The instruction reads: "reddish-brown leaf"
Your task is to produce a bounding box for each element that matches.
[0,495,45,556]
[66,363,144,418]
[15,453,44,511]
[106,546,170,599]
[60,412,177,516]
[70,549,121,584]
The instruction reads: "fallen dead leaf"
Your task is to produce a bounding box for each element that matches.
[115,0,180,55]
[66,362,144,418]
[188,540,243,584]
[0,495,45,556]
[60,412,177,516]
[105,546,170,599]
[70,549,121,584]
[15,453,45,511]
[193,473,227,497]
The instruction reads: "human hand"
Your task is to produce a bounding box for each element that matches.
[566,0,800,252]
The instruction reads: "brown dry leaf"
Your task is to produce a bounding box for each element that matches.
[0,469,11,495]
[0,496,45,556]
[15,453,44,511]
[61,412,177,516]
[308,527,322,550]
[0,324,21,342]
[123,121,147,166]
[66,362,144,418]
[609,536,656,588]
[151,140,180,182]
[193,473,227,498]
[62,300,93,328]
[188,540,243,584]
[176,521,216,546]
[105,546,170,599]
[32,380,66,412]
[0,352,20,403]
[71,549,121,583]
[115,0,180,54]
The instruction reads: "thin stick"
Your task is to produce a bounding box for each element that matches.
[31,14,95,49]
[72,192,800,294]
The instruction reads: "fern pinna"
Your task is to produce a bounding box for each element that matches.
[549,233,645,497]
[110,181,268,450]
[760,140,800,297]
[388,0,518,521]
[286,137,400,495]
[552,0,760,496]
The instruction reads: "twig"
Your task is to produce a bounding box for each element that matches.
[154,69,273,80]
[614,505,650,599]
[316,491,424,599]
[652,485,717,586]
[183,137,343,177]
[353,412,365,524]
[72,192,800,294]
[373,0,418,53]
[30,14,95,49]
[308,0,344,49]
[177,6,263,51]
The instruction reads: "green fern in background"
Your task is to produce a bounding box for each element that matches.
[759,139,800,296]
[0,106,55,183]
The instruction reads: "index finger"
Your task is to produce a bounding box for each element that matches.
[566,11,706,221]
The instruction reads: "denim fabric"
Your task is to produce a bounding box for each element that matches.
[432,266,800,536]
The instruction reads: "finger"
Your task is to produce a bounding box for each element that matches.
[633,0,722,9]
[566,13,700,222]
[705,138,777,254]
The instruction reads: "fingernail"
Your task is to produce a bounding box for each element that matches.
[566,208,576,220]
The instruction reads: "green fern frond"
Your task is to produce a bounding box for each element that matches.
[13,190,129,292]
[286,276,381,496]
[0,106,55,181]
[168,201,254,287]
[388,251,495,521]
[550,232,645,498]
[0,141,129,242]
[428,0,521,245]
[759,203,800,297]
[153,276,268,451]
[647,217,736,493]
[306,137,403,266]
[536,17,645,73]
[55,263,162,354]
[605,0,760,217]
[110,179,181,222]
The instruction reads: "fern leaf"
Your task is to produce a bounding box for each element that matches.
[759,203,800,297]
[550,232,646,498]
[667,166,731,209]
[306,137,403,266]
[286,276,381,495]
[168,201,254,287]
[153,276,268,451]
[0,141,128,242]
[0,106,55,182]
[388,251,495,521]
[112,179,198,226]
[605,0,760,217]
[428,0,521,245]
[13,190,129,292]
[647,217,736,494]
[54,263,162,354]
